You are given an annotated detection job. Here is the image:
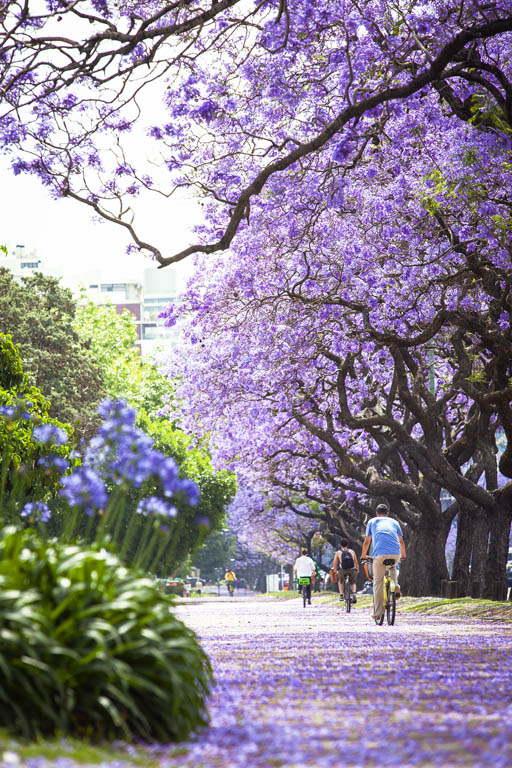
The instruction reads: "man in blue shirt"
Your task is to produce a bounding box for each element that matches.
[361,504,406,621]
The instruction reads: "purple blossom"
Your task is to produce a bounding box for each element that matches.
[60,467,107,516]
[32,424,68,445]
[196,100,217,123]
[21,501,51,523]
[38,454,69,474]
[136,496,177,518]
[86,400,199,506]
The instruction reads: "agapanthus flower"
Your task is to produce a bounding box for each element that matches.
[136,496,177,518]
[60,467,107,515]
[32,424,68,445]
[85,400,200,506]
[38,454,69,474]
[0,403,30,421]
[21,501,51,523]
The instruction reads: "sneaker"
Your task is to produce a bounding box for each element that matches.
[308,601,312,605]
[395,586,401,600]
[339,594,344,601]
[351,595,357,604]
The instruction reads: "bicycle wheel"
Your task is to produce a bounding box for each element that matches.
[386,584,396,625]
[376,578,387,625]
[303,585,307,608]
[344,577,351,613]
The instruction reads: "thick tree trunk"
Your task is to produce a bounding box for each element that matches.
[468,509,489,597]
[483,500,511,600]
[399,512,450,596]
[451,507,473,597]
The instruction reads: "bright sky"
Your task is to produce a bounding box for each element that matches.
[0,168,199,288]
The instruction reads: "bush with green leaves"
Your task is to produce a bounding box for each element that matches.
[0,333,74,512]
[0,527,211,741]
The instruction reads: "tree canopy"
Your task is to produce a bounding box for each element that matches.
[0,269,105,440]
[152,3,512,597]
[0,3,510,265]
[2,2,512,597]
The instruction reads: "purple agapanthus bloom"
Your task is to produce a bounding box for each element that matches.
[0,403,30,421]
[84,399,200,507]
[32,424,68,446]
[21,501,51,523]
[136,496,177,518]
[60,467,107,515]
[177,478,200,506]
[38,455,69,474]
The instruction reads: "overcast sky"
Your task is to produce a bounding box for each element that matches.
[0,168,199,288]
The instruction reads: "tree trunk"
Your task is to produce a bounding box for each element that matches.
[399,512,450,596]
[469,509,489,598]
[451,507,473,597]
[286,563,294,591]
[483,500,511,599]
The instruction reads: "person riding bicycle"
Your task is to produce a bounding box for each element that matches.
[293,548,315,605]
[361,504,406,622]
[332,538,359,604]
[225,568,236,594]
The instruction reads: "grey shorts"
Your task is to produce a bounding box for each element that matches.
[338,567,357,584]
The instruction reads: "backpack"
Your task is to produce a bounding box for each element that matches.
[341,549,355,570]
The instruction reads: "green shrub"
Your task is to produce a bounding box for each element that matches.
[0,527,211,742]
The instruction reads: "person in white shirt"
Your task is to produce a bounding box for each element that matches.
[293,548,316,605]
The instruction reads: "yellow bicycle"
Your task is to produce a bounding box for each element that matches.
[362,556,397,626]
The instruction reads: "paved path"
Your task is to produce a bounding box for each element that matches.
[167,596,512,768]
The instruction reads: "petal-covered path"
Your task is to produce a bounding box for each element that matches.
[166,596,512,768]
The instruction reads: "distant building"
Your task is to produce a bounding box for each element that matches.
[2,244,43,278]
[141,266,180,354]
[60,265,180,356]
[2,244,182,356]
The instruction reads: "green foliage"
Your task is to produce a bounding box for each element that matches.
[0,332,24,390]
[74,300,237,572]
[74,297,177,421]
[136,414,237,573]
[193,530,233,581]
[0,333,73,506]
[0,269,105,439]
[0,527,212,742]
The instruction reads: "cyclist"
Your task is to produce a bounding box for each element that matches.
[361,504,406,622]
[293,548,315,605]
[225,568,236,595]
[332,538,360,604]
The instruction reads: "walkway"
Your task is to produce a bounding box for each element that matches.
[166,596,512,768]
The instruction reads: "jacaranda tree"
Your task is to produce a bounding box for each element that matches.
[2,2,512,597]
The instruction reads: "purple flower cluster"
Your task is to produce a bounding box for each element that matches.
[38,454,69,474]
[32,424,68,446]
[20,501,51,523]
[84,400,199,509]
[60,467,107,516]
[136,496,177,518]
[0,403,30,421]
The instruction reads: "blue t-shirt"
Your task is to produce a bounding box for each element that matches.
[366,517,403,556]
